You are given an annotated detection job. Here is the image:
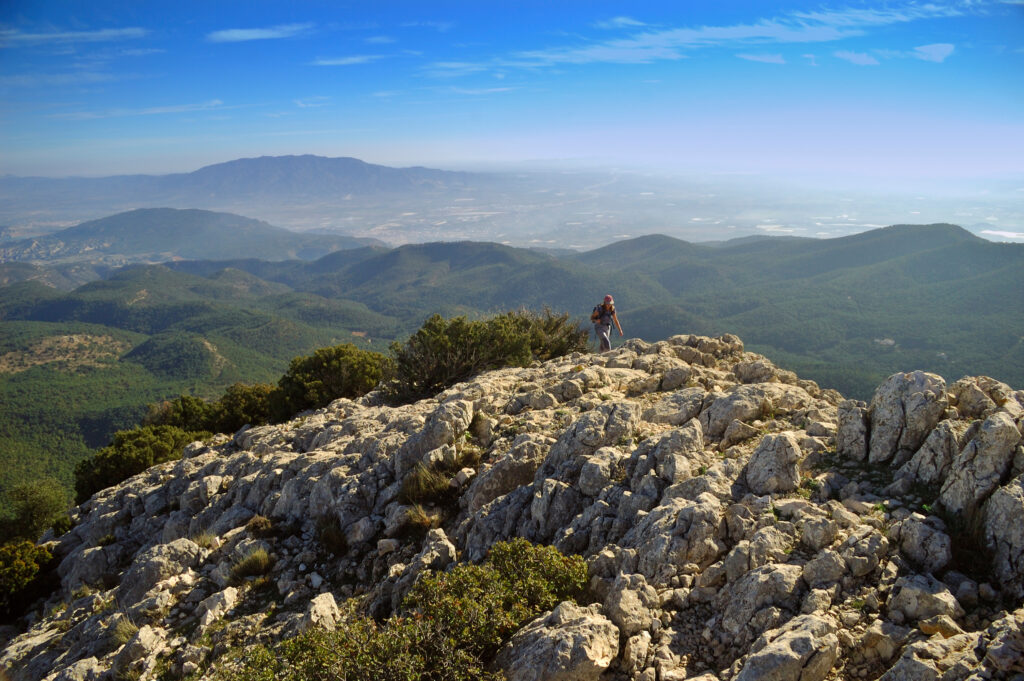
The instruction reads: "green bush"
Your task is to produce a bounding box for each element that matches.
[213,540,587,681]
[213,382,274,433]
[0,540,52,616]
[384,310,587,404]
[0,477,69,542]
[74,425,210,503]
[272,344,390,421]
[403,538,588,660]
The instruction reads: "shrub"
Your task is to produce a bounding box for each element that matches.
[272,344,390,421]
[384,310,587,404]
[74,425,210,503]
[212,382,274,433]
[213,540,585,681]
[403,538,589,661]
[0,540,52,616]
[230,547,273,585]
[0,477,69,542]
[145,394,218,431]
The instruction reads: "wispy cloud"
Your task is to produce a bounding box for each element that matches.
[594,17,647,30]
[502,3,964,68]
[401,21,454,32]
[0,70,124,88]
[737,53,786,64]
[0,27,148,47]
[912,43,955,62]
[423,61,489,78]
[449,86,515,95]
[802,53,819,66]
[206,23,312,43]
[366,35,395,44]
[49,99,225,120]
[295,96,330,108]
[834,50,880,65]
[311,55,383,66]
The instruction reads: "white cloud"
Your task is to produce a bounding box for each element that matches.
[503,3,966,69]
[206,23,313,43]
[594,17,647,29]
[802,53,819,66]
[311,55,383,66]
[737,53,786,64]
[401,21,454,32]
[449,86,515,95]
[49,99,225,120]
[913,43,955,62]
[295,96,330,108]
[365,35,395,44]
[981,230,1024,239]
[834,50,880,65]
[423,61,489,77]
[0,70,122,87]
[0,27,148,47]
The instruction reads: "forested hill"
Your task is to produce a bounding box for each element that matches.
[1,222,1020,514]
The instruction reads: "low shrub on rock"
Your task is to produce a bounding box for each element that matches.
[0,540,53,619]
[213,539,588,681]
[272,343,391,420]
[384,309,587,404]
[74,425,210,503]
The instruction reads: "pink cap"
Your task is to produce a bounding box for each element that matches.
[604,295,614,303]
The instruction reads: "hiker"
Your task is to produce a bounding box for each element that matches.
[591,294,623,352]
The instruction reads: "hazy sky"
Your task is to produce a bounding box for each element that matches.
[2,1,1023,179]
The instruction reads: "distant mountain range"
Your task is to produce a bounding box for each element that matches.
[0,155,490,229]
[0,207,380,267]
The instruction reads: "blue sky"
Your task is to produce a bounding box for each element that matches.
[1,0,1022,179]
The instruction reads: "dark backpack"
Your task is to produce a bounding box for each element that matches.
[591,304,614,324]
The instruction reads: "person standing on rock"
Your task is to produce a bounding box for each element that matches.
[591,294,623,352]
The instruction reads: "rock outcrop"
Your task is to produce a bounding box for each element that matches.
[3,334,1023,681]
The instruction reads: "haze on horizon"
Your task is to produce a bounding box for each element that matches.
[1,1,1023,243]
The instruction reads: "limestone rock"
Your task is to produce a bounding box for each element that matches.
[495,602,619,681]
[939,411,1022,516]
[745,432,802,495]
[889,514,951,573]
[299,593,340,632]
[603,573,659,637]
[119,538,202,605]
[641,388,705,427]
[887,574,965,623]
[718,564,804,636]
[983,474,1024,598]
[836,399,869,461]
[468,434,551,511]
[735,614,839,681]
[868,371,947,464]
[896,420,971,487]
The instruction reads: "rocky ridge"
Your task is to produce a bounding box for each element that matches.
[2,333,1023,681]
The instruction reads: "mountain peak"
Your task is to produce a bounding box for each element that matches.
[6,334,1023,680]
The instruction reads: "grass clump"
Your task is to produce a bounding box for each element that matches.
[245,515,273,538]
[213,539,588,681]
[110,615,139,647]
[229,548,273,586]
[315,516,348,557]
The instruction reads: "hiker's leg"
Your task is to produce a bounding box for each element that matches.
[597,325,611,351]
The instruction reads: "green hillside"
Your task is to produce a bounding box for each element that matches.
[2,223,1021,516]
